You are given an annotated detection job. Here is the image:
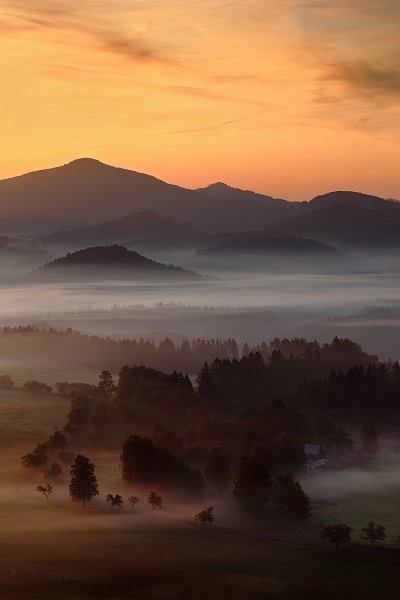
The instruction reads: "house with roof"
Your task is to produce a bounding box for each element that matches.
[304,443,329,471]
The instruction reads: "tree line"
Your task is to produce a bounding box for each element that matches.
[0,325,378,373]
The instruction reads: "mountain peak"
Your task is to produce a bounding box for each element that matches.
[206,182,232,190]
[196,181,287,209]
[64,157,110,169]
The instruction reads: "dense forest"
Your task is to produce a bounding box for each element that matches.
[18,335,400,520]
[0,325,378,373]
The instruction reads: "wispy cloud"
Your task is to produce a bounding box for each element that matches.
[324,61,400,98]
[1,0,400,199]
[0,0,178,65]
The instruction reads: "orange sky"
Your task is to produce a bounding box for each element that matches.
[1,0,399,200]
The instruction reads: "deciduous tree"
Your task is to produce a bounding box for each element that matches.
[106,494,124,510]
[194,506,214,526]
[69,454,99,507]
[148,491,162,512]
[361,521,386,547]
[128,496,140,510]
[36,483,53,500]
[321,523,353,550]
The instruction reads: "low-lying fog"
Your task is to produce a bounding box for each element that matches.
[1,243,400,359]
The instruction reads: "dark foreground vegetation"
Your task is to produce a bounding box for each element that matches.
[16,332,400,518]
[4,329,400,599]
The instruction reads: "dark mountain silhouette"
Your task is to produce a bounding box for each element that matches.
[0,159,293,233]
[308,190,398,210]
[40,245,197,278]
[196,182,290,210]
[43,211,195,245]
[1,158,399,241]
[197,236,343,257]
[260,205,400,248]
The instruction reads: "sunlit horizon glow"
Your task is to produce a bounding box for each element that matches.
[1,0,399,200]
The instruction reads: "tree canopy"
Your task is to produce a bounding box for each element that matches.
[69,454,99,506]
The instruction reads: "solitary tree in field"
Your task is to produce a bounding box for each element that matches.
[36,483,53,501]
[69,454,99,507]
[128,496,140,510]
[361,521,386,548]
[321,523,353,550]
[194,506,214,526]
[106,494,124,510]
[148,491,162,512]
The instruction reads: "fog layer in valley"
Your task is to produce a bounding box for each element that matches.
[0,247,399,359]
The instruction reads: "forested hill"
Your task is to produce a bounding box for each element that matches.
[33,245,199,280]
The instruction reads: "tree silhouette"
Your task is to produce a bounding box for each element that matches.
[148,491,162,512]
[272,474,311,527]
[47,429,67,450]
[233,459,270,511]
[21,444,49,468]
[194,506,214,526]
[361,521,386,547]
[321,523,353,550]
[98,370,115,400]
[128,496,140,510]
[106,493,124,509]
[36,483,53,500]
[23,380,52,394]
[69,454,99,507]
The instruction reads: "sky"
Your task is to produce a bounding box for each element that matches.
[0,0,399,200]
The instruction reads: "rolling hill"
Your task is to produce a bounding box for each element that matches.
[260,204,400,248]
[308,190,398,210]
[38,245,197,278]
[43,211,195,246]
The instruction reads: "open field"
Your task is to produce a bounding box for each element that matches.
[0,359,101,388]
[311,488,400,545]
[1,386,400,598]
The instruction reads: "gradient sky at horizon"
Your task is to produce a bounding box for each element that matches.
[1,0,399,200]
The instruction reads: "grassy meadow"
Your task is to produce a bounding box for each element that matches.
[0,381,400,598]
